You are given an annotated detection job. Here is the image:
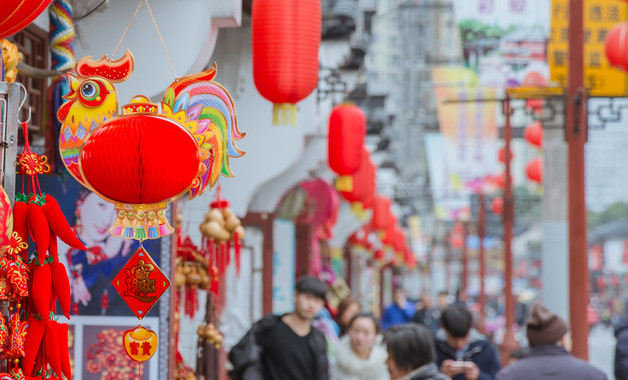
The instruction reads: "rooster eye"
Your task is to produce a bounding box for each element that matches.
[80,81,99,101]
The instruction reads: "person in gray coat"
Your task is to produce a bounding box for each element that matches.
[495,302,607,380]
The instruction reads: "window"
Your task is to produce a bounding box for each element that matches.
[13,24,49,133]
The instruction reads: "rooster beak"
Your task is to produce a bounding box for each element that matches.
[63,73,79,100]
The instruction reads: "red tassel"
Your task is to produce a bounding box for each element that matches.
[234,232,241,276]
[226,240,232,267]
[219,242,227,276]
[209,239,215,265]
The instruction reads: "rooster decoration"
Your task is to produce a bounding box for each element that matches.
[57,50,245,239]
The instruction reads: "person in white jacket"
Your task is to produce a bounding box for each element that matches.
[333,312,390,380]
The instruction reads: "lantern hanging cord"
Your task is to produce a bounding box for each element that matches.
[111,0,178,79]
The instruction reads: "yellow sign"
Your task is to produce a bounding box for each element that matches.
[548,0,628,97]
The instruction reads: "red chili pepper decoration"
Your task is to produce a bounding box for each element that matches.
[51,262,71,319]
[44,320,63,378]
[23,318,45,376]
[43,194,86,250]
[48,228,59,263]
[32,264,52,320]
[58,322,72,380]
[26,199,49,264]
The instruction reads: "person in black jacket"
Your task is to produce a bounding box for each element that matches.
[435,305,500,380]
[228,276,330,380]
[616,313,628,380]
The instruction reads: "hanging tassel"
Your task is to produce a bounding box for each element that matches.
[226,240,231,268]
[218,242,227,276]
[234,232,241,277]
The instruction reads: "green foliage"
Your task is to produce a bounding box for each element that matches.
[458,19,511,44]
[588,202,628,229]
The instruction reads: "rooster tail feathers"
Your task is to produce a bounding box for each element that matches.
[169,63,217,97]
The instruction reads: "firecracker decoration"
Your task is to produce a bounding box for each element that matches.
[5,118,77,380]
[112,246,170,320]
[199,187,245,281]
[56,51,244,240]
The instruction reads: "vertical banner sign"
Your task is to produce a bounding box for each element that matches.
[548,0,628,96]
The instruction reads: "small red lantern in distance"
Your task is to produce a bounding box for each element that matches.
[526,158,543,184]
[605,22,628,72]
[524,121,543,148]
[490,197,504,215]
[328,103,366,191]
[371,196,394,231]
[0,0,52,39]
[498,147,514,163]
[339,148,376,206]
[252,0,321,125]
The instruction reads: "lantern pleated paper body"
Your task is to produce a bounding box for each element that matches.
[0,0,52,39]
[371,196,394,231]
[328,104,366,191]
[252,0,321,125]
[605,22,628,71]
[80,99,201,240]
[526,158,543,184]
[339,149,376,215]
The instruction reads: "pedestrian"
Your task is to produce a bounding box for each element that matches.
[335,297,361,337]
[435,305,500,380]
[496,301,607,380]
[332,312,390,380]
[228,276,329,380]
[384,323,450,380]
[615,308,628,380]
[438,291,450,311]
[412,292,442,336]
[382,288,415,330]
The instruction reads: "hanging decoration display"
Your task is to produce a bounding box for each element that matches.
[1,120,78,379]
[526,158,543,184]
[523,121,543,148]
[57,51,244,240]
[123,325,159,362]
[0,39,23,83]
[338,148,376,218]
[0,0,53,39]
[370,196,394,231]
[252,0,321,125]
[199,189,245,296]
[328,103,366,191]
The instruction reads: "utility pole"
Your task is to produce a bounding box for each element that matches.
[567,0,588,360]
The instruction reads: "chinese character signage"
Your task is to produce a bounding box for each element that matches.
[113,246,170,319]
[548,0,628,97]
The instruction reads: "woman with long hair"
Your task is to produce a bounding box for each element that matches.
[335,297,361,337]
[332,312,390,380]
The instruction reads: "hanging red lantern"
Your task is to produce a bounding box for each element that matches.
[404,247,417,269]
[495,173,506,189]
[0,0,52,39]
[605,22,628,71]
[498,147,513,163]
[526,158,543,184]
[524,121,543,148]
[328,103,366,191]
[371,196,394,231]
[490,197,504,215]
[339,148,376,209]
[252,0,321,125]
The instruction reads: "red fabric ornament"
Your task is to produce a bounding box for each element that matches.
[371,196,394,231]
[526,158,543,184]
[0,0,52,39]
[328,104,366,191]
[524,121,543,148]
[605,22,628,71]
[252,0,321,125]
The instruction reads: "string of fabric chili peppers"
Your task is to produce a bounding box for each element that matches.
[1,122,86,380]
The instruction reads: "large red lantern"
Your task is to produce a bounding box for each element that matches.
[605,22,628,71]
[252,0,321,125]
[371,196,394,231]
[80,100,202,239]
[328,104,366,191]
[0,0,52,39]
[526,158,543,184]
[524,121,543,148]
[339,148,376,208]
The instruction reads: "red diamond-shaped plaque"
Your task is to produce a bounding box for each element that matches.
[113,246,170,319]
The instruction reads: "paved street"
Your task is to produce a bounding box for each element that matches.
[590,325,616,379]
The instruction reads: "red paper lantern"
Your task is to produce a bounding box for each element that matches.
[252,0,321,125]
[490,197,504,215]
[0,0,52,39]
[498,147,514,163]
[526,158,543,184]
[605,22,628,71]
[524,121,543,148]
[328,104,366,191]
[339,148,376,206]
[495,173,506,189]
[371,196,394,231]
[80,103,201,239]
